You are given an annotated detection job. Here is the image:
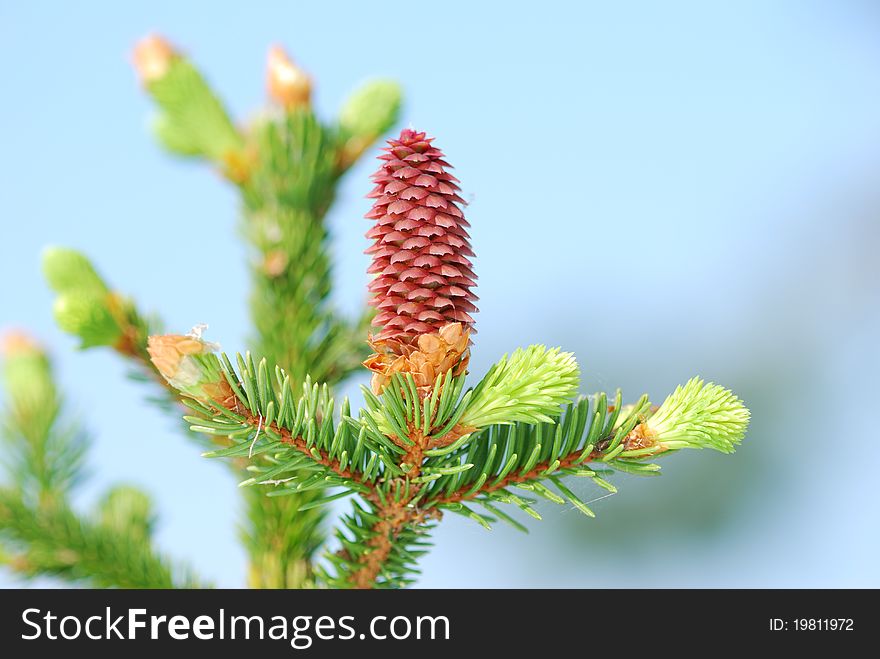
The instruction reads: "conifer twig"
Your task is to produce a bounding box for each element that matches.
[6,38,750,591]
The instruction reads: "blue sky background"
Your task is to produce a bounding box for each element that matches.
[1,0,878,587]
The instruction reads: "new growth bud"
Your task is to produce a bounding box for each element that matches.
[266,46,311,110]
[52,294,123,348]
[459,346,580,428]
[133,34,178,84]
[1,330,54,420]
[623,377,750,456]
[133,35,245,175]
[42,247,124,349]
[98,485,155,542]
[42,246,107,296]
[0,331,42,357]
[147,333,209,385]
[338,79,402,169]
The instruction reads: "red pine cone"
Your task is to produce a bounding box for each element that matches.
[364,129,477,346]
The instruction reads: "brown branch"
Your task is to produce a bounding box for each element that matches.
[115,331,250,464]
[345,422,440,588]
[425,423,477,451]
[433,448,602,506]
[348,482,440,589]
[349,496,413,589]
[346,428,602,588]
[236,411,357,480]
[118,325,345,477]
[112,322,179,398]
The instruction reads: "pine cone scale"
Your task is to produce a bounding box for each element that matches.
[363,128,477,392]
[364,129,477,343]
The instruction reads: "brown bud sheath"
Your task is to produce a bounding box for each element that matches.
[147,334,209,384]
[266,45,311,109]
[1,330,42,357]
[363,129,477,393]
[132,34,177,84]
[147,332,234,406]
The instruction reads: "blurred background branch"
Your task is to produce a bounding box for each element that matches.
[0,333,203,588]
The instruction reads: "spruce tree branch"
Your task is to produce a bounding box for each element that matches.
[431,448,601,506]
[1,332,88,507]
[347,494,435,590]
[1,330,209,589]
[41,247,180,405]
[133,36,245,179]
[134,46,402,589]
[241,411,357,481]
[239,112,346,588]
[0,490,205,588]
[161,345,395,588]
[118,46,750,590]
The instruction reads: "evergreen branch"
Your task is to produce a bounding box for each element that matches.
[134,35,246,180]
[318,391,642,588]
[123,46,752,590]
[42,247,164,381]
[169,330,750,584]
[1,333,205,589]
[239,104,388,387]
[0,490,204,588]
[241,110,357,385]
[42,249,210,451]
[421,392,646,518]
[423,378,747,528]
[159,345,448,589]
[238,110,349,588]
[232,95,399,586]
[151,344,395,486]
[319,494,436,590]
[1,332,88,507]
[186,348,383,587]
